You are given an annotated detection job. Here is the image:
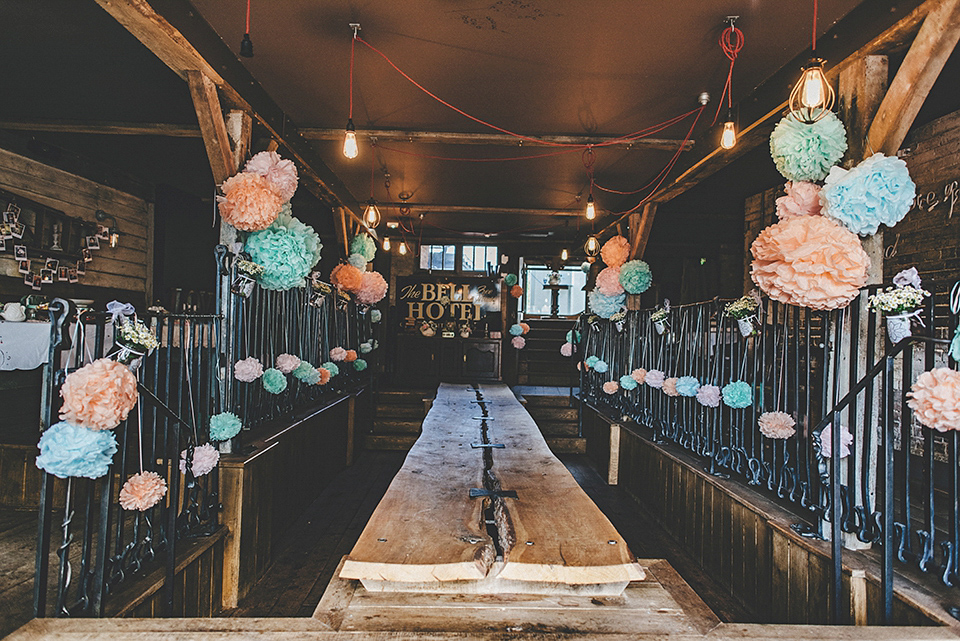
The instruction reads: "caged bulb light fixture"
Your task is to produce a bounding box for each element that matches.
[363,200,381,228]
[584,234,600,257]
[788,1,834,123]
[715,17,743,150]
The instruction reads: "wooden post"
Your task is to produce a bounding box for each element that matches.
[850,569,869,625]
[608,422,621,486]
[628,202,658,261]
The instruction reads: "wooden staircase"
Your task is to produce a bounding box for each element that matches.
[521,393,585,454]
[363,390,432,451]
[517,318,577,387]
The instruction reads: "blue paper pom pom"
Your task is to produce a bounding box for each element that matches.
[676,376,700,397]
[360,342,373,354]
[770,111,847,182]
[245,206,323,291]
[320,361,340,377]
[565,330,581,344]
[588,291,626,319]
[821,153,916,237]
[347,253,368,269]
[594,360,608,373]
[722,381,753,409]
[262,368,288,394]
[209,412,243,441]
[585,356,600,368]
[504,274,518,286]
[619,375,638,391]
[292,361,316,381]
[509,323,524,336]
[36,421,117,479]
[349,234,377,262]
[619,260,653,294]
[370,309,382,323]
[354,359,367,371]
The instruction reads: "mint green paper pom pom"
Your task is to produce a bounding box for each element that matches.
[504,273,518,286]
[353,359,367,371]
[245,206,323,291]
[209,412,243,441]
[360,342,373,354]
[565,330,581,344]
[262,368,287,394]
[585,356,599,368]
[619,375,638,391]
[320,362,339,377]
[619,260,653,294]
[292,361,315,381]
[370,309,382,323]
[349,234,377,262]
[770,111,847,182]
[721,380,753,409]
[581,262,591,273]
[951,326,960,362]
[347,253,367,269]
[36,421,118,479]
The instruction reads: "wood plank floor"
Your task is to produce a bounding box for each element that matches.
[0,508,41,638]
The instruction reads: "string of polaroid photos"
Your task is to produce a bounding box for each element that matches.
[1,202,112,292]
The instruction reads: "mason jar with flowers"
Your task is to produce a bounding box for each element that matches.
[725,291,761,337]
[650,307,669,335]
[111,318,158,369]
[867,267,929,344]
[232,259,265,298]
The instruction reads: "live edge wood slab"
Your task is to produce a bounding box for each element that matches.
[339,383,643,595]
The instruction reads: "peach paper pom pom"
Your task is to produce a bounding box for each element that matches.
[596,266,625,296]
[331,263,364,293]
[750,215,869,310]
[510,285,524,299]
[60,358,138,431]
[219,172,283,232]
[317,367,332,385]
[119,471,167,511]
[907,368,960,432]
[356,271,388,304]
[775,182,822,220]
[631,368,647,384]
[758,411,796,439]
[330,347,348,362]
[663,377,679,397]
[519,322,530,334]
[602,381,620,395]
[344,350,358,362]
[275,353,301,374]
[244,151,298,203]
[601,236,630,268]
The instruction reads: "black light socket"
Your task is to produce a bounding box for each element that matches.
[239,33,254,58]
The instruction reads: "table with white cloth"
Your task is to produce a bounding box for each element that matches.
[0,320,113,371]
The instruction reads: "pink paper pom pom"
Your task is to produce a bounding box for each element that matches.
[344,350,358,362]
[601,236,630,268]
[663,377,679,397]
[317,367,331,385]
[697,384,721,407]
[60,359,138,431]
[775,181,822,220]
[596,266,625,296]
[331,263,364,293]
[907,368,960,431]
[758,411,796,439]
[275,353,301,374]
[330,347,348,362]
[603,381,620,394]
[645,369,665,389]
[119,471,167,511]
[219,172,283,232]
[750,216,869,310]
[356,271,388,304]
[511,336,526,349]
[820,423,854,458]
[631,368,647,384]
[179,443,220,477]
[560,342,573,357]
[234,357,263,382]
[244,151,299,203]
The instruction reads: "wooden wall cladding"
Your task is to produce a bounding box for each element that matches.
[0,443,65,509]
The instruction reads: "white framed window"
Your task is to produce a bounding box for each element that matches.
[461,245,498,273]
[419,244,457,271]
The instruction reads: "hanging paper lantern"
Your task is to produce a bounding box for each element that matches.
[119,471,167,511]
[722,381,753,409]
[244,150,299,203]
[758,411,796,439]
[775,182,822,220]
[349,234,377,262]
[234,357,263,382]
[907,368,960,432]
[36,421,118,479]
[209,412,243,441]
[820,153,916,237]
[769,111,847,182]
[619,260,653,294]
[219,172,283,232]
[60,358,138,431]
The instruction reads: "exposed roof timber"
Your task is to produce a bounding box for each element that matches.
[305,129,695,150]
[93,0,371,233]
[0,120,201,137]
[378,203,583,217]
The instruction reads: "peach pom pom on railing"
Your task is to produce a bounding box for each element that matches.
[631,368,647,384]
[317,367,332,385]
[331,263,364,293]
[758,411,796,439]
[119,471,167,511]
[600,236,630,268]
[596,266,624,296]
[356,271,388,304]
[519,322,530,334]
[663,377,679,397]
[219,172,283,232]
[60,358,138,431]
[344,350,358,362]
[244,151,298,203]
[602,381,620,394]
[907,368,960,432]
[510,285,524,299]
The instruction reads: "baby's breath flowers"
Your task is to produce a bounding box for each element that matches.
[650,308,669,323]
[117,319,158,352]
[724,294,760,320]
[867,285,929,315]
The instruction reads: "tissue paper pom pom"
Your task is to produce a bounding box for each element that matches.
[330,263,364,293]
[297,367,322,385]
[509,323,524,336]
[619,260,653,294]
[750,215,869,310]
[504,274,518,286]
[951,327,960,362]
[697,384,722,407]
[275,353,301,374]
[631,368,647,384]
[510,285,524,299]
[344,350,358,362]
[646,370,665,388]
[209,412,242,441]
[511,336,526,349]
[219,172,283,232]
[371,309,382,323]
[820,153,917,237]
[262,368,287,394]
[119,471,167,511]
[348,253,368,269]
[349,234,377,262]
[581,262,591,273]
[601,236,630,268]
[566,330,581,343]
[560,342,573,357]
[60,358,138,431]
[244,151,298,203]
[245,206,323,290]
[585,356,600,368]
[769,110,847,182]
[620,375,638,391]
[776,182,822,220]
[820,423,853,458]
[36,421,117,479]
[588,291,626,319]
[353,358,368,371]
[758,411,796,439]
[330,348,347,362]
[907,368,960,431]
[663,378,679,397]
[603,381,620,394]
[317,367,331,385]
[519,322,530,334]
[292,361,316,381]
[360,342,373,354]
[676,376,700,397]
[321,362,340,377]
[357,271,388,304]
[179,443,220,477]
[594,360,609,373]
[596,266,624,296]
[722,381,753,408]
[234,357,263,382]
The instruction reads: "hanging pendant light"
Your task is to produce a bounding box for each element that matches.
[364,199,381,228]
[561,248,569,261]
[788,59,834,123]
[720,116,737,150]
[399,241,408,255]
[584,234,600,257]
[239,0,254,57]
[343,119,359,159]
[382,237,391,251]
[714,18,743,150]
[585,194,596,221]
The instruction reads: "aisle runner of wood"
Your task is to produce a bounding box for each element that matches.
[340,383,643,595]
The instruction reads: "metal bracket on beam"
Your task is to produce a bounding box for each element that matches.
[471,443,505,449]
[469,488,518,499]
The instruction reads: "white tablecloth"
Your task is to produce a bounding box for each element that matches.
[0,320,114,371]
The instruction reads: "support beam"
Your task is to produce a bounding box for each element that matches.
[187,70,235,184]
[0,120,201,137]
[628,203,658,260]
[377,203,583,218]
[867,0,960,155]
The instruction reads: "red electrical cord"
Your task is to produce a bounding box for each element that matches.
[812,0,818,52]
[348,34,356,120]
[245,0,251,34]
[713,23,744,125]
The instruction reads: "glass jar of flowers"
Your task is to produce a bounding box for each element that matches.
[650,306,670,335]
[725,291,762,337]
[112,317,158,370]
[232,259,264,298]
[867,267,929,344]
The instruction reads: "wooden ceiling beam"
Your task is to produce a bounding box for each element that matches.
[0,120,201,137]
[302,129,694,150]
[377,202,583,217]
[186,70,235,184]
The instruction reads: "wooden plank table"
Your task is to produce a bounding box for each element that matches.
[340,383,643,595]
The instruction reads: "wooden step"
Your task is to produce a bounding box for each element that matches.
[518,374,575,386]
[544,436,587,454]
[375,390,434,404]
[364,434,418,451]
[527,406,578,421]
[538,422,579,437]
[372,419,423,434]
[375,404,425,419]
[522,395,573,407]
